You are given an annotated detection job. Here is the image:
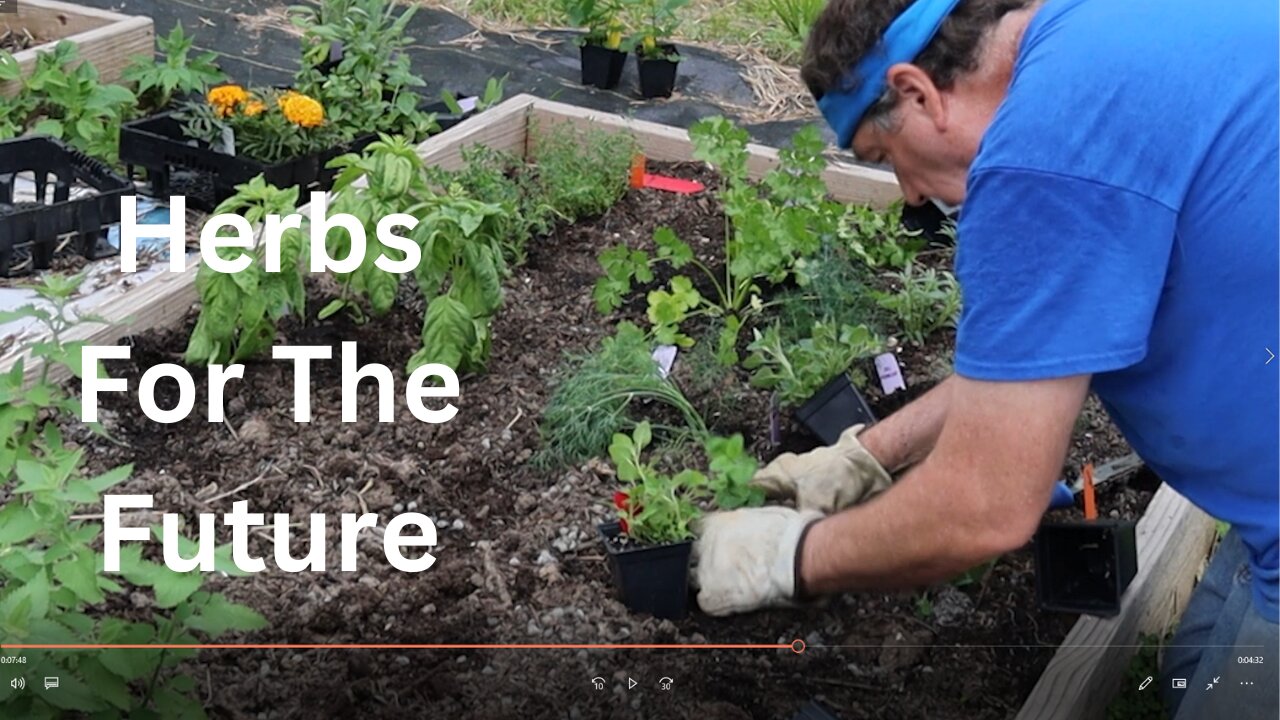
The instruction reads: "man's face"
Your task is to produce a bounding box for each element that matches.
[847,64,990,208]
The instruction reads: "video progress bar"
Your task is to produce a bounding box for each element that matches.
[3,640,808,653]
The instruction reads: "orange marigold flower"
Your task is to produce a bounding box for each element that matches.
[280,93,325,128]
[207,85,248,109]
[242,100,266,117]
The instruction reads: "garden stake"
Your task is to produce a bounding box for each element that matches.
[1082,462,1097,520]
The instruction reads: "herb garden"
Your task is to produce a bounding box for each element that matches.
[0,2,1220,719]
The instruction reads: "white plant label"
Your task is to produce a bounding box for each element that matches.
[651,345,678,379]
[875,352,906,395]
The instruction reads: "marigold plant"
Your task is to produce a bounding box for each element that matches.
[177,85,341,165]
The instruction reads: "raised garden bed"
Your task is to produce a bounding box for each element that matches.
[0,95,1218,719]
[0,0,154,97]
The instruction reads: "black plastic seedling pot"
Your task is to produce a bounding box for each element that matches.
[795,373,877,445]
[597,521,692,620]
[1034,519,1138,617]
[580,44,628,90]
[0,136,131,277]
[637,44,679,99]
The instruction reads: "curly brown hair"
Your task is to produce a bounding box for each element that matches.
[802,0,1035,125]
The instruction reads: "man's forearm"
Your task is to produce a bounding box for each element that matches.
[859,375,955,473]
[797,459,1002,594]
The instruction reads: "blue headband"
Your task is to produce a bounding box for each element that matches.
[817,0,963,149]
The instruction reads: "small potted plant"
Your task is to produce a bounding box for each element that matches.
[627,0,689,98]
[744,321,881,445]
[599,422,763,619]
[564,0,629,90]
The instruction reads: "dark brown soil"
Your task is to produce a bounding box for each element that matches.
[69,162,1143,719]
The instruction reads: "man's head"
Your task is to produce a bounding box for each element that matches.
[803,0,1038,206]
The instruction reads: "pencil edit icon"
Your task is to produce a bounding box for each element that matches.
[1138,676,1153,691]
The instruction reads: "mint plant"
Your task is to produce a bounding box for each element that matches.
[592,117,840,363]
[184,178,308,365]
[608,421,763,545]
[0,274,265,719]
[838,202,927,270]
[743,321,882,407]
[122,23,228,115]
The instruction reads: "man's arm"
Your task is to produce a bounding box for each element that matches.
[798,373,1090,594]
[859,375,956,474]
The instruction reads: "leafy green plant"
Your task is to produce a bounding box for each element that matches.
[593,117,840,362]
[327,134,509,374]
[184,178,308,365]
[624,0,690,60]
[743,321,882,406]
[0,41,136,163]
[290,0,439,142]
[534,322,708,470]
[608,421,763,544]
[838,202,927,270]
[765,0,825,54]
[562,0,627,48]
[0,274,266,718]
[872,266,962,345]
[529,122,635,224]
[442,74,508,115]
[121,23,228,115]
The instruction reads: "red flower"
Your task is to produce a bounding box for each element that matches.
[613,491,630,534]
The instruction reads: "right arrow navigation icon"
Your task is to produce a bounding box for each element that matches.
[1267,348,1275,365]
[628,678,637,690]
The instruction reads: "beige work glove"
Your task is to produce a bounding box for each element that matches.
[691,506,825,617]
[751,424,893,513]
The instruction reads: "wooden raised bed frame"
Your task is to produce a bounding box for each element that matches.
[0,0,154,97]
[0,93,1218,718]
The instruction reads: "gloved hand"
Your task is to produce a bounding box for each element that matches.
[691,506,825,616]
[751,424,892,513]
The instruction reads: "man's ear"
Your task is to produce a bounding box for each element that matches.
[885,63,948,130]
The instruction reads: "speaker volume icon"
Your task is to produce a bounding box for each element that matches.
[9,677,25,691]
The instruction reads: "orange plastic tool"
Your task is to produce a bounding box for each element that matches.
[1082,463,1097,520]
[629,153,704,194]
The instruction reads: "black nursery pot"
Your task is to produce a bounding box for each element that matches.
[795,373,877,446]
[580,44,628,90]
[637,44,679,99]
[1034,519,1138,617]
[598,521,692,620]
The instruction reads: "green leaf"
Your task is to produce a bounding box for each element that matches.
[0,502,41,544]
[184,593,267,637]
[416,296,476,371]
[53,550,104,604]
[78,657,133,711]
[152,569,203,609]
[86,464,133,493]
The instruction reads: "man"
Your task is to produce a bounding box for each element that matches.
[690,1,1279,717]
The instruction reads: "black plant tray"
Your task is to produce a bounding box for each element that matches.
[598,521,692,620]
[0,136,131,278]
[120,99,476,213]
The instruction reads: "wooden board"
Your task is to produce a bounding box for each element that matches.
[1,0,155,97]
[1015,483,1219,719]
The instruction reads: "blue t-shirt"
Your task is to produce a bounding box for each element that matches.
[954,0,1280,620]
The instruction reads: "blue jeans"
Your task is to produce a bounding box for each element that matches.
[1161,530,1279,719]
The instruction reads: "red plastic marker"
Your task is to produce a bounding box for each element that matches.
[629,153,704,194]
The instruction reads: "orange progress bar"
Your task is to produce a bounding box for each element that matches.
[5,641,807,653]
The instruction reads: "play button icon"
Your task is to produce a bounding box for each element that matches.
[627,677,637,690]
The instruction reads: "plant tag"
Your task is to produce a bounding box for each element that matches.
[875,353,906,395]
[221,126,236,156]
[458,96,479,113]
[651,345,677,379]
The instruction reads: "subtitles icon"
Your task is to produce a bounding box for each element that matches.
[1172,678,1187,689]
[44,677,58,690]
